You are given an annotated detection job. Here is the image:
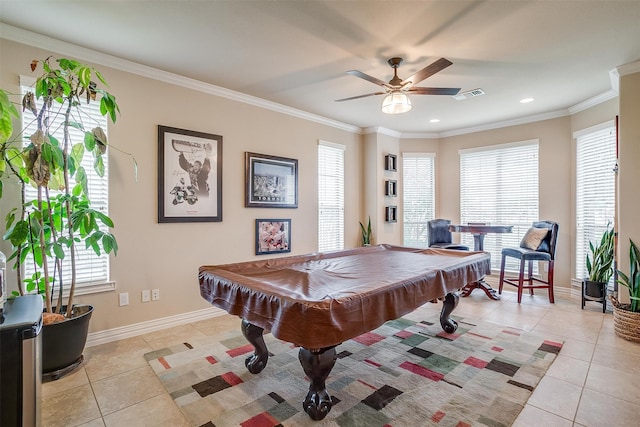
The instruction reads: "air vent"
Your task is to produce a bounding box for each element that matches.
[453,88,485,100]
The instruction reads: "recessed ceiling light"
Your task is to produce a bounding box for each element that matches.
[520,98,535,103]
[429,118,440,123]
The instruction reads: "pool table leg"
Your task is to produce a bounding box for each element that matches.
[298,346,337,421]
[440,292,460,333]
[241,319,269,374]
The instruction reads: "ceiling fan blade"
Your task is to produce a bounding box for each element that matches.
[402,58,453,87]
[346,70,392,88]
[335,92,386,102]
[407,87,461,96]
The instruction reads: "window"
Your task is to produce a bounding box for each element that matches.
[402,153,435,248]
[318,141,345,252]
[459,140,539,271]
[21,78,113,294]
[575,122,616,281]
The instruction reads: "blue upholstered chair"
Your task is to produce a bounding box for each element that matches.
[498,220,559,303]
[427,219,469,251]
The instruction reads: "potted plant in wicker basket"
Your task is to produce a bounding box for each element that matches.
[611,238,640,342]
[582,226,614,312]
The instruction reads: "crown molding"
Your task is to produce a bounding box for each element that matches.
[438,109,570,138]
[391,89,616,139]
[390,88,616,139]
[362,127,402,138]
[0,23,360,134]
[2,23,626,140]
[568,89,618,115]
[398,131,440,139]
[617,59,640,76]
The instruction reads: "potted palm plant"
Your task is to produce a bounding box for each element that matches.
[611,239,640,342]
[582,225,615,311]
[359,216,372,246]
[0,56,127,379]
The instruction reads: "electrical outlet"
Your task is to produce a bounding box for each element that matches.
[151,288,160,301]
[142,290,151,303]
[119,292,129,306]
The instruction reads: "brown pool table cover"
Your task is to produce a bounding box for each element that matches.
[199,244,490,349]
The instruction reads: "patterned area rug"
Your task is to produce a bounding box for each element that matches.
[144,311,562,427]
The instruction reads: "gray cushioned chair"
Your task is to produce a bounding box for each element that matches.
[427,219,469,251]
[498,220,559,303]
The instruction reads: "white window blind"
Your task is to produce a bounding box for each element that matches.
[21,81,111,291]
[459,140,539,271]
[318,141,345,252]
[402,153,435,248]
[575,123,616,280]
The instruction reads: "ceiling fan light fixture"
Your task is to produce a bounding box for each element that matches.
[381,91,412,114]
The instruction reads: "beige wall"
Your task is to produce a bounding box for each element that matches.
[1,35,634,336]
[395,110,620,289]
[618,69,640,302]
[438,118,574,286]
[0,39,362,333]
[570,98,618,132]
[362,132,380,244]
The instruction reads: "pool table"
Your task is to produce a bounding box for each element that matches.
[199,244,490,420]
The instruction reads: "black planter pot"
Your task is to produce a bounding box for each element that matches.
[42,304,93,381]
[581,280,607,313]
[584,280,607,298]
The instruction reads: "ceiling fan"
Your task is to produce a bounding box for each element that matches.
[336,57,461,114]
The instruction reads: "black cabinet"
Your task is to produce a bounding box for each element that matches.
[1,295,43,427]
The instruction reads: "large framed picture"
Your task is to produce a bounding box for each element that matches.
[245,152,298,208]
[158,125,222,223]
[255,219,291,255]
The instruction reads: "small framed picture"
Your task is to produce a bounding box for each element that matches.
[158,125,222,223]
[385,179,397,197]
[255,219,291,255]
[385,206,398,223]
[245,152,298,208]
[384,154,397,171]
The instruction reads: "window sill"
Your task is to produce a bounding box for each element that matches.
[63,281,116,297]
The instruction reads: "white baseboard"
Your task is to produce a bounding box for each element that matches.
[555,286,573,299]
[487,274,575,299]
[85,283,578,348]
[85,306,227,347]
[570,278,583,299]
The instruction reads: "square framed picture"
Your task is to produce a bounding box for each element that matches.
[245,152,298,208]
[385,179,397,197]
[384,154,397,171]
[158,125,222,222]
[385,205,398,223]
[255,219,291,255]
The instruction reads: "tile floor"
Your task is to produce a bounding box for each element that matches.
[41,277,640,426]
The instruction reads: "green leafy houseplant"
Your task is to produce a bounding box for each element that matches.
[359,216,372,246]
[0,56,127,321]
[610,239,640,343]
[586,225,615,283]
[617,239,640,313]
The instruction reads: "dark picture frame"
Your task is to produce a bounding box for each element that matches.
[255,219,291,255]
[384,154,397,171]
[385,205,398,223]
[245,152,298,208]
[385,179,397,197]
[158,125,223,223]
